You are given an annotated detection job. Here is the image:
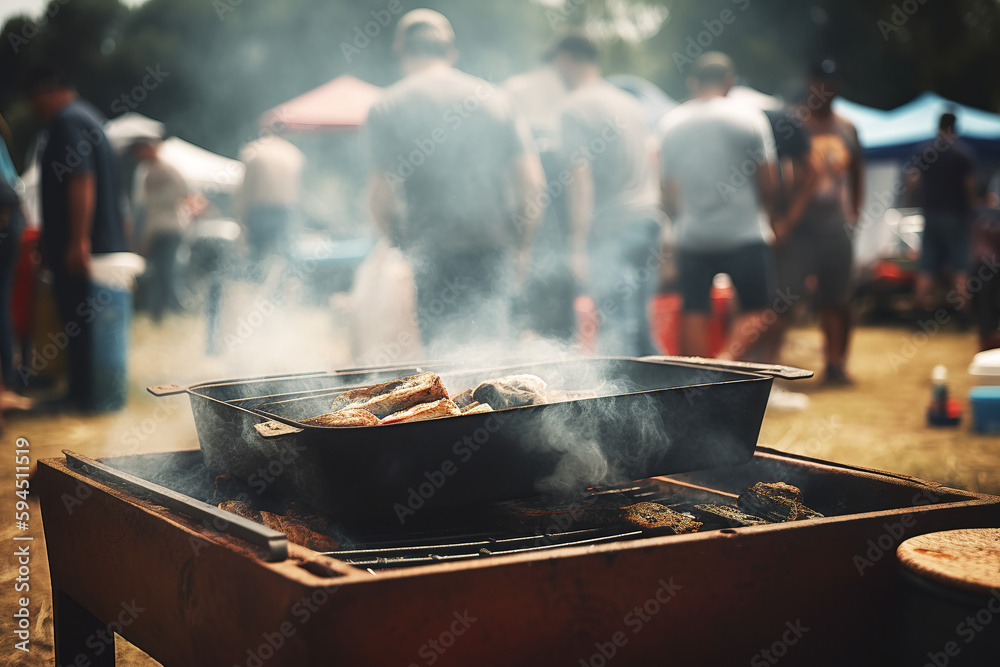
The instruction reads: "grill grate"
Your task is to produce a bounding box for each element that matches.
[327,527,648,570]
[323,481,688,571]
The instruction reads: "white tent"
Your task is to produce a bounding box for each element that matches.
[157,137,244,194]
[103,112,165,152]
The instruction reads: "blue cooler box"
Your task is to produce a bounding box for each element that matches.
[969,386,1000,434]
[89,253,144,412]
[89,282,131,411]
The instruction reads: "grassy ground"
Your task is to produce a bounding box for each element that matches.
[1,310,998,665]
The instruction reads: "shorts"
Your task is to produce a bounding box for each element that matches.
[776,230,853,306]
[677,242,775,313]
[920,212,970,274]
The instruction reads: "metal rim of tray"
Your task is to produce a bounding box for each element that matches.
[148,357,809,434]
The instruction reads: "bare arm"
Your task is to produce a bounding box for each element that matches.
[65,173,96,275]
[775,155,818,238]
[367,172,402,241]
[847,126,864,225]
[755,159,778,226]
[660,177,681,220]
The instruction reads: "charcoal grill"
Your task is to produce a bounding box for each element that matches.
[38,445,1000,666]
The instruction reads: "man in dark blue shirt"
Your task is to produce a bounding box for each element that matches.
[26,67,126,410]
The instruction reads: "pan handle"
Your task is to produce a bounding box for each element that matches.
[147,384,187,396]
[640,356,814,380]
[254,420,304,438]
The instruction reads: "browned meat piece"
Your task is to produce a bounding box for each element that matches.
[623,503,702,534]
[452,389,476,408]
[302,408,380,427]
[218,500,263,523]
[692,504,768,528]
[755,481,802,503]
[462,403,493,415]
[381,398,462,425]
[260,511,340,552]
[328,372,449,418]
[284,502,328,533]
[737,482,823,522]
[472,374,547,410]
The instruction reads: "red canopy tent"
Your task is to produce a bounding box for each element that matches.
[259,75,383,133]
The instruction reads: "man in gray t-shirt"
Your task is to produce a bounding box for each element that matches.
[364,10,544,353]
[658,52,777,360]
[553,34,661,357]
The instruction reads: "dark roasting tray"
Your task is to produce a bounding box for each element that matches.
[149,356,811,520]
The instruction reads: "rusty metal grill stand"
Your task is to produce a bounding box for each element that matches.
[37,448,1000,666]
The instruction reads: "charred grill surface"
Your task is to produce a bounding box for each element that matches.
[489,486,699,535]
[491,493,644,533]
[112,451,832,572]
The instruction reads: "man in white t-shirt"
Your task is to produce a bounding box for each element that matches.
[132,139,189,321]
[658,52,777,359]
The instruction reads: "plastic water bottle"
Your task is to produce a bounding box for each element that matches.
[927,365,961,427]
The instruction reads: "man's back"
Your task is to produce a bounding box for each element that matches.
[658,97,775,250]
[559,80,658,229]
[921,137,975,217]
[365,67,532,254]
[40,99,125,260]
[240,135,304,209]
[141,158,188,238]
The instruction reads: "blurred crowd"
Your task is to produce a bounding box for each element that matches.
[1,8,999,419]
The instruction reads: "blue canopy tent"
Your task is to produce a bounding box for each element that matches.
[830,93,1000,300]
[833,92,1000,161]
